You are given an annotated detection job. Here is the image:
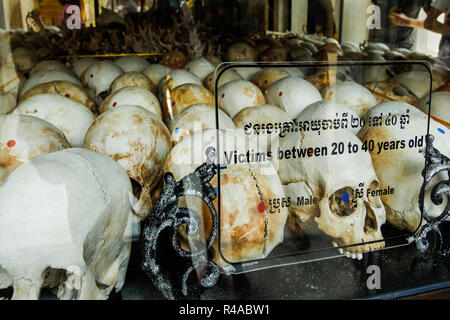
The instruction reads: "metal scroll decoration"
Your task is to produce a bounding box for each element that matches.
[141,147,222,300]
[416,134,450,253]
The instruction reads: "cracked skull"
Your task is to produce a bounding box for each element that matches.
[84,105,171,220]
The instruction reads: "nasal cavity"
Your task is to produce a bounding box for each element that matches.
[364,204,378,234]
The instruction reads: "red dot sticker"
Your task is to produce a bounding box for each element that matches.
[221,93,225,98]
[172,101,175,106]
[7,140,15,148]
[90,74,94,78]
[112,102,117,107]
[279,92,283,96]
[65,93,70,98]
[257,202,266,213]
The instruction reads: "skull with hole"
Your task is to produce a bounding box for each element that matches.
[358,102,450,232]
[72,58,98,79]
[82,61,124,105]
[162,83,214,122]
[0,114,70,183]
[233,104,291,153]
[226,42,258,62]
[0,148,135,299]
[20,70,82,98]
[218,80,266,119]
[277,129,386,256]
[114,55,150,73]
[169,104,235,145]
[84,105,171,220]
[100,86,162,120]
[419,92,450,127]
[109,72,156,95]
[183,57,216,82]
[142,64,173,87]
[265,76,322,119]
[321,81,377,117]
[251,68,291,92]
[29,60,75,77]
[13,93,95,147]
[203,69,243,92]
[18,80,97,115]
[164,128,288,268]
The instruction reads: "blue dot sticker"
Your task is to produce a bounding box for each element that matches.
[342,192,350,203]
[214,187,218,194]
[438,128,445,134]
[175,127,179,134]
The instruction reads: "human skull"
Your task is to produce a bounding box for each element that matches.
[0,114,70,182]
[218,80,266,119]
[29,60,75,77]
[162,83,214,122]
[203,69,243,92]
[72,58,97,79]
[84,105,171,220]
[18,80,97,115]
[232,104,291,152]
[321,81,377,116]
[265,76,322,119]
[19,70,82,98]
[114,55,150,73]
[13,93,95,147]
[277,129,386,254]
[160,50,187,69]
[183,57,215,82]
[109,72,156,95]
[82,61,124,104]
[100,86,162,120]
[359,102,450,232]
[418,92,450,126]
[251,68,291,92]
[0,148,134,299]
[226,42,258,62]
[164,129,287,267]
[142,64,172,87]
[169,104,235,144]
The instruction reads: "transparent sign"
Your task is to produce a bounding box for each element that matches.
[211,61,444,273]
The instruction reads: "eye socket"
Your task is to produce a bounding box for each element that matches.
[329,187,357,217]
[367,180,383,209]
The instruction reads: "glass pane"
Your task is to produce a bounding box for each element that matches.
[214,61,439,273]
